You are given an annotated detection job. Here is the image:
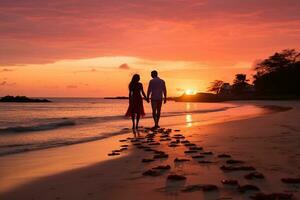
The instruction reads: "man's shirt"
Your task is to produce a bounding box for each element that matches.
[148,77,166,101]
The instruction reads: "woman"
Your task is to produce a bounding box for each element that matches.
[125,74,147,129]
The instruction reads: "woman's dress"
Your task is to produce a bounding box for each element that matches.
[125,83,145,117]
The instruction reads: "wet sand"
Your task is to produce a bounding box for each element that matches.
[0,101,300,200]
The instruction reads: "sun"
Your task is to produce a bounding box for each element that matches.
[185,89,196,95]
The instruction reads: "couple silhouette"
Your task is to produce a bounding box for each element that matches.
[126,70,167,129]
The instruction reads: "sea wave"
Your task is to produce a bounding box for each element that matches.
[0,120,76,133]
[0,128,133,156]
[0,106,236,134]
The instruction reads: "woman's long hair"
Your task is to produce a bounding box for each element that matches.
[129,74,140,91]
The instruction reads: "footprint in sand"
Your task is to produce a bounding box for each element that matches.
[218,154,232,158]
[141,158,155,163]
[281,178,300,184]
[181,184,218,192]
[167,174,186,181]
[238,184,260,193]
[251,192,293,200]
[244,172,265,180]
[152,165,171,170]
[174,158,190,162]
[226,159,245,164]
[221,179,239,186]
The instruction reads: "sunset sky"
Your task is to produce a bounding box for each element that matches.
[1,0,300,97]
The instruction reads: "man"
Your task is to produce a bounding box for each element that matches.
[147,70,167,128]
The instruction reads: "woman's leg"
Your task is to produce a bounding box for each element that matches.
[136,114,140,129]
[131,114,135,129]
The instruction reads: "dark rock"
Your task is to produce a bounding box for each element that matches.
[133,143,142,146]
[245,172,265,180]
[184,143,196,147]
[108,152,120,156]
[167,174,186,181]
[143,170,161,176]
[153,154,169,159]
[146,135,155,139]
[120,145,129,147]
[142,158,155,163]
[144,148,154,152]
[174,130,181,132]
[159,139,167,141]
[174,134,183,136]
[202,184,218,191]
[137,145,147,149]
[201,151,213,155]
[218,154,231,158]
[181,140,190,144]
[189,147,203,151]
[221,179,239,185]
[120,147,128,151]
[169,144,179,147]
[251,192,293,200]
[281,178,300,184]
[198,160,213,164]
[152,165,171,170]
[184,150,198,154]
[0,95,51,103]
[226,159,245,164]
[174,158,190,162]
[112,150,121,153]
[220,165,255,171]
[119,139,127,142]
[192,155,205,159]
[182,184,218,192]
[148,142,160,145]
[154,150,165,154]
[238,184,260,193]
[181,185,202,192]
[173,136,185,139]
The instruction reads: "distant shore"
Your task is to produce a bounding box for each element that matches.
[174,93,300,102]
[0,96,51,103]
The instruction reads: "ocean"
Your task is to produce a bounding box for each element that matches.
[0,98,265,156]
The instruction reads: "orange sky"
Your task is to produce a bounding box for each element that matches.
[0,0,300,97]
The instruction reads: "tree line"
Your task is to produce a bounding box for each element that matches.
[208,49,300,96]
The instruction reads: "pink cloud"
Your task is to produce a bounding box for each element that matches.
[118,63,130,70]
[0,68,14,72]
[0,0,299,65]
[0,80,16,86]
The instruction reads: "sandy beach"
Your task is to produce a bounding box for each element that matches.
[0,101,300,200]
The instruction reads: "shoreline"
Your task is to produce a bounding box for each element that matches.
[0,102,291,157]
[0,102,299,199]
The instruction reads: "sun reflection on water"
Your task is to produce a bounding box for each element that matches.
[186,114,192,127]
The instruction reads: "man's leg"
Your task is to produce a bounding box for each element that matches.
[156,100,162,127]
[151,101,158,127]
